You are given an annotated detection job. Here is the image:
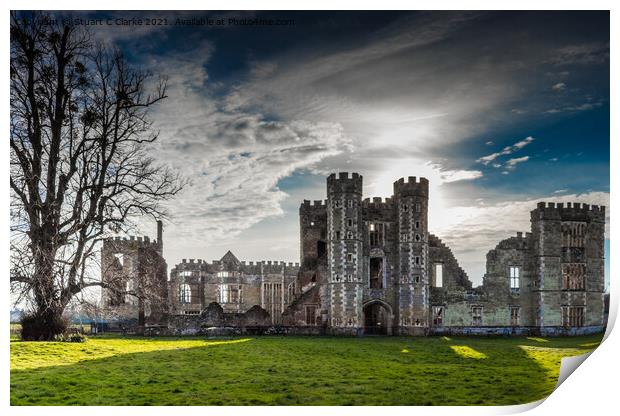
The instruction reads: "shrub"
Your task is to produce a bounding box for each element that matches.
[21,312,68,341]
[53,332,88,343]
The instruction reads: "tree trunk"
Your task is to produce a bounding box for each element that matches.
[21,242,68,340]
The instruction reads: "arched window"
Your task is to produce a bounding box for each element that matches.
[179,284,191,304]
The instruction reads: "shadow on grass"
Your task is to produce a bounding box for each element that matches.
[10,334,602,406]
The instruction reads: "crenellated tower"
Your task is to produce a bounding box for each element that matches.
[530,202,606,329]
[393,176,430,334]
[326,172,364,335]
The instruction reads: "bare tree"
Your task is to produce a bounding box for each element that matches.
[10,12,184,340]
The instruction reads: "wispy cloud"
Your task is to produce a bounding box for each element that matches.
[548,42,610,66]
[476,136,535,166]
[551,82,567,91]
[140,45,352,249]
[544,101,603,114]
[505,155,530,169]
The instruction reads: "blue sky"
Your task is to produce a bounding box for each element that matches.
[65,11,609,286]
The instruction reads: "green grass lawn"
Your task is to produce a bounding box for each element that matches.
[10,334,602,406]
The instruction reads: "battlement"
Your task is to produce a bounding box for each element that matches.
[393,176,429,197]
[301,199,327,207]
[103,235,160,249]
[300,199,328,212]
[327,172,362,181]
[533,201,606,222]
[362,196,394,208]
[175,259,300,271]
[327,172,363,195]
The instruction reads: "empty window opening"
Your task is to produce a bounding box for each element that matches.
[562,306,585,327]
[415,221,420,229]
[305,305,317,325]
[347,253,353,262]
[348,200,354,208]
[335,231,341,240]
[370,257,384,289]
[347,218,353,227]
[510,266,520,291]
[414,256,420,265]
[510,307,520,326]
[317,241,327,258]
[219,284,242,304]
[369,222,384,247]
[414,275,420,284]
[114,253,125,267]
[472,306,483,326]
[562,222,586,248]
[402,204,408,212]
[346,231,353,239]
[432,306,444,326]
[434,263,443,287]
[562,263,586,290]
[179,284,191,304]
[415,234,421,242]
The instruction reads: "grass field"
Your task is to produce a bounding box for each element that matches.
[10,334,603,406]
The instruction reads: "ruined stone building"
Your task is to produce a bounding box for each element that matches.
[101,221,168,326]
[167,251,298,325]
[102,173,606,336]
[284,172,606,336]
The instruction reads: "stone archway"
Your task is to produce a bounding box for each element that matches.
[363,300,393,335]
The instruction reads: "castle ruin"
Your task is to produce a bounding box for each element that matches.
[102,172,606,336]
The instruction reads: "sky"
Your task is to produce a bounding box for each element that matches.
[68,11,609,287]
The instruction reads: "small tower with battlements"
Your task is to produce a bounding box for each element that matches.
[530,202,606,331]
[101,221,168,326]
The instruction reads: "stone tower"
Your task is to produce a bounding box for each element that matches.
[393,177,430,334]
[326,172,364,335]
[530,202,606,331]
[101,223,168,326]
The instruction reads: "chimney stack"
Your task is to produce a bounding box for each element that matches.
[157,220,163,254]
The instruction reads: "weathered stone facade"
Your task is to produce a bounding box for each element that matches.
[101,221,168,326]
[286,173,606,336]
[102,173,606,336]
[167,251,299,325]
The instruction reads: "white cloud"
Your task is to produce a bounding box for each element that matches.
[544,101,603,114]
[476,136,535,165]
[552,82,567,91]
[440,169,483,183]
[505,155,530,169]
[140,45,351,256]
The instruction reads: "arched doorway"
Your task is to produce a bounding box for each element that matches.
[363,301,392,335]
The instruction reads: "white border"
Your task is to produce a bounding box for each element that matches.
[2,2,616,415]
